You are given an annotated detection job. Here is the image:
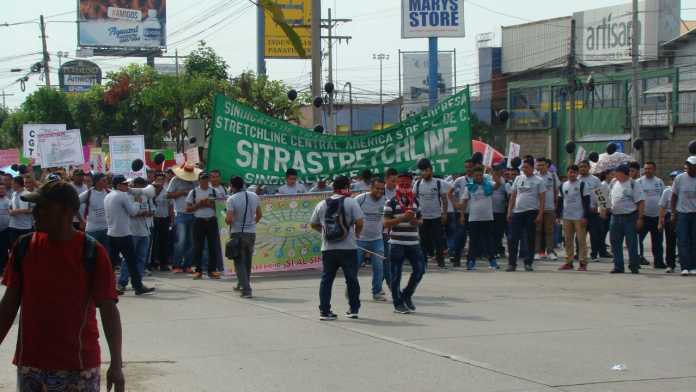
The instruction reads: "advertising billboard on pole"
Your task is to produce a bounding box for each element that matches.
[78,0,167,49]
[59,60,102,93]
[264,0,312,59]
[401,52,454,117]
[401,0,465,38]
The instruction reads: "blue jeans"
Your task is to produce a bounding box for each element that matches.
[319,249,360,314]
[87,229,109,254]
[446,212,457,256]
[390,244,425,307]
[173,213,194,268]
[119,235,149,287]
[508,210,537,267]
[610,213,640,272]
[357,239,387,295]
[677,212,696,271]
[451,212,468,264]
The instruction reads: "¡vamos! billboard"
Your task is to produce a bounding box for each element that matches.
[78,0,166,48]
[402,0,465,39]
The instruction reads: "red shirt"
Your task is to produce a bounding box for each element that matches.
[2,232,117,371]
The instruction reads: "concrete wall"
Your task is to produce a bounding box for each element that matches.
[505,129,553,159]
[643,127,696,179]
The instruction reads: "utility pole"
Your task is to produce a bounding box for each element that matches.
[39,15,50,87]
[175,49,179,78]
[631,0,640,157]
[311,0,322,128]
[343,82,353,135]
[373,53,389,130]
[568,19,577,145]
[1,90,14,110]
[321,8,351,135]
[257,2,266,76]
[428,37,438,108]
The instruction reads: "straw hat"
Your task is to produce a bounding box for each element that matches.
[172,162,201,182]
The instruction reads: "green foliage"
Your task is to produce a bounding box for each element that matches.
[230,71,301,122]
[22,87,73,126]
[184,41,229,81]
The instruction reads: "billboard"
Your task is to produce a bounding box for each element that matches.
[401,52,454,117]
[574,0,680,65]
[264,0,311,59]
[401,0,465,39]
[58,60,102,93]
[78,0,166,48]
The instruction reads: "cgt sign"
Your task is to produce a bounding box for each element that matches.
[402,0,465,39]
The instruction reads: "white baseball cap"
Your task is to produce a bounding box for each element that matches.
[687,156,696,165]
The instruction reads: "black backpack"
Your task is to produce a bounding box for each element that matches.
[324,197,349,242]
[12,233,98,276]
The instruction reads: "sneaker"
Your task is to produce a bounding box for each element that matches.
[172,267,183,273]
[135,286,156,295]
[534,253,544,261]
[116,287,125,296]
[345,311,359,319]
[192,272,203,280]
[373,293,387,302]
[558,263,574,270]
[630,268,640,274]
[393,305,411,314]
[524,264,534,272]
[591,257,600,263]
[682,269,690,276]
[466,260,476,271]
[665,267,674,273]
[233,285,242,291]
[505,265,517,272]
[610,269,625,274]
[489,259,499,270]
[319,312,338,321]
[654,263,667,270]
[547,253,558,261]
[240,292,253,299]
[599,252,613,259]
[184,267,194,273]
[117,284,128,292]
[145,268,153,277]
[404,297,416,312]
[577,264,588,272]
[640,257,650,266]
[690,270,696,276]
[209,272,221,279]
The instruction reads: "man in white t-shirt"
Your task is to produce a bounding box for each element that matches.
[558,165,591,271]
[637,161,666,268]
[506,158,545,272]
[0,184,10,273]
[354,178,387,301]
[658,170,680,273]
[460,166,498,270]
[277,168,307,195]
[534,158,559,261]
[670,157,696,275]
[413,159,449,268]
[186,172,222,280]
[226,176,262,298]
[604,164,645,274]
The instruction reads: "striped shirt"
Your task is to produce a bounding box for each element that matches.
[384,196,421,246]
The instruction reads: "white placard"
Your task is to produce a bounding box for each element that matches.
[23,124,67,159]
[593,186,611,210]
[175,153,185,166]
[402,0,465,39]
[185,147,200,164]
[109,135,145,179]
[483,144,494,168]
[507,142,520,168]
[575,146,587,164]
[37,129,84,168]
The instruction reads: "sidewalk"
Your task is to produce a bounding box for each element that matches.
[0,258,694,391]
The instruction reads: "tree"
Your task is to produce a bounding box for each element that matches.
[230,71,301,122]
[21,87,73,126]
[470,113,493,143]
[184,41,229,81]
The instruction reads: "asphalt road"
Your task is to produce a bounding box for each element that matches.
[0,258,695,391]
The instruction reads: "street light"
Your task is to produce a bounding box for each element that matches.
[373,53,390,130]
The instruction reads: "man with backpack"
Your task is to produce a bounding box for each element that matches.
[0,179,126,391]
[384,172,424,314]
[186,171,222,280]
[413,159,449,269]
[604,164,645,274]
[310,175,364,320]
[79,173,110,249]
[226,176,263,298]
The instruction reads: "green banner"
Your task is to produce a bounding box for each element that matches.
[216,193,326,273]
[207,88,472,184]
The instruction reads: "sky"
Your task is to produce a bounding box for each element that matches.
[2,0,696,110]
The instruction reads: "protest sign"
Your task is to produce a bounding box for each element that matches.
[593,186,611,209]
[208,88,472,184]
[0,149,19,167]
[507,142,521,168]
[483,144,494,167]
[575,146,587,164]
[23,124,67,159]
[185,147,200,164]
[37,129,85,168]
[216,193,324,274]
[109,135,146,178]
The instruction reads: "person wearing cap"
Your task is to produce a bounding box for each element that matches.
[152,172,174,272]
[277,168,307,195]
[104,175,155,295]
[384,172,424,314]
[0,180,126,391]
[117,177,154,292]
[208,169,228,273]
[79,173,111,251]
[8,176,33,247]
[658,171,681,273]
[226,176,263,298]
[0,184,11,274]
[670,157,696,276]
[491,164,510,258]
[186,171,222,280]
[413,158,449,269]
[507,157,545,272]
[637,161,666,268]
[167,163,199,273]
[604,164,645,274]
[310,175,364,320]
[533,158,560,261]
